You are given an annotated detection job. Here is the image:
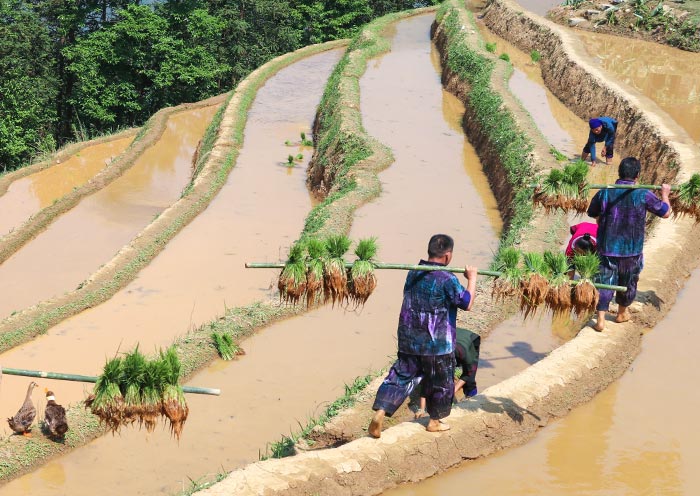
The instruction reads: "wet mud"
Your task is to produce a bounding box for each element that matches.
[0,48,344,495]
[386,265,700,495]
[0,107,216,320]
[0,137,133,237]
[575,29,700,143]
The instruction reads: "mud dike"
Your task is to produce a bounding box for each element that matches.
[197,2,700,494]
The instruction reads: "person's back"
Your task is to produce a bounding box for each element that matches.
[398,264,467,356]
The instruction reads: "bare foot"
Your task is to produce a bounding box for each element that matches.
[593,321,605,332]
[369,410,385,438]
[615,311,631,323]
[414,409,428,419]
[426,419,450,432]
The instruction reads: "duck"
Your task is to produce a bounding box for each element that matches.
[7,381,39,437]
[44,389,68,438]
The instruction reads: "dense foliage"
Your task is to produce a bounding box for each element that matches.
[0,0,435,171]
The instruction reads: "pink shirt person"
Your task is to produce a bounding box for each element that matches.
[565,222,598,257]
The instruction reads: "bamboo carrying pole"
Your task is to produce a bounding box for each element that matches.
[0,367,220,396]
[245,262,628,292]
[529,183,678,191]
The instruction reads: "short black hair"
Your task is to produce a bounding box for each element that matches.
[619,156,641,181]
[428,234,454,257]
[573,233,596,254]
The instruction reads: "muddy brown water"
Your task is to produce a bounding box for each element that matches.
[0,108,216,320]
[0,15,504,495]
[574,29,700,143]
[0,137,134,237]
[385,265,700,495]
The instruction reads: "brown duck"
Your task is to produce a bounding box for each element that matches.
[7,381,39,436]
[44,389,68,438]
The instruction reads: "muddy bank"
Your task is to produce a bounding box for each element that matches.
[198,1,700,494]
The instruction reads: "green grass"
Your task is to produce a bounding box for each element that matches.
[436,0,535,249]
[530,49,541,62]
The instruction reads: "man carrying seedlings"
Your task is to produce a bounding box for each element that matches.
[582,117,618,166]
[368,234,478,438]
[587,157,671,332]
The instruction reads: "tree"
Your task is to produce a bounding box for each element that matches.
[0,0,58,170]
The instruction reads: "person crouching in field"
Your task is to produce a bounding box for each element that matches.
[415,327,481,419]
[369,234,477,438]
[566,222,598,279]
[587,157,671,332]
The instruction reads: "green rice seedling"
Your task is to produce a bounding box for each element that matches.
[485,42,497,53]
[300,132,313,146]
[305,237,327,307]
[278,242,308,306]
[287,155,294,166]
[295,153,303,160]
[533,161,590,213]
[670,173,700,223]
[519,252,550,318]
[348,237,379,307]
[572,253,600,316]
[549,146,567,162]
[140,358,167,433]
[120,346,147,425]
[211,331,239,360]
[499,53,510,62]
[530,50,541,62]
[491,247,523,302]
[544,251,572,314]
[285,140,291,146]
[88,356,125,433]
[160,347,189,440]
[323,234,352,306]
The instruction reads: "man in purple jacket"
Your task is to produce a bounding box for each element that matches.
[587,157,671,331]
[369,234,477,438]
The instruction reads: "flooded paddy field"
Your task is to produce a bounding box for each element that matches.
[0,106,217,320]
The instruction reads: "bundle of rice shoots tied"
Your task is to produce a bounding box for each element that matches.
[491,247,523,302]
[140,358,168,433]
[323,234,352,306]
[519,252,550,318]
[277,241,307,306]
[572,253,600,317]
[119,346,147,425]
[305,237,327,307]
[86,356,125,433]
[348,237,379,308]
[160,347,189,440]
[544,251,572,315]
[670,173,700,223]
[533,161,590,213]
[211,331,239,361]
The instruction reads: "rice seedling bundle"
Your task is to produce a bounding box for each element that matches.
[572,253,600,316]
[348,237,378,307]
[87,357,124,433]
[323,234,351,306]
[120,346,146,425]
[305,238,327,307]
[491,247,523,302]
[140,359,166,433]
[212,331,238,360]
[160,347,189,441]
[544,251,572,314]
[519,252,549,318]
[278,242,308,306]
[670,173,700,223]
[533,161,590,213]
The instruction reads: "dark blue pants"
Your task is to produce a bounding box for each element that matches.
[596,254,643,311]
[372,352,454,420]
